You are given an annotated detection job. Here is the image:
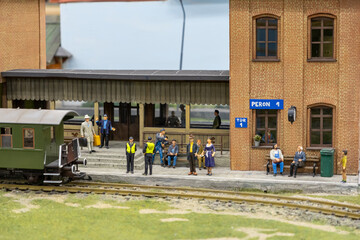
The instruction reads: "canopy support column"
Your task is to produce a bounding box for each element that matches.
[7,100,12,109]
[139,103,144,148]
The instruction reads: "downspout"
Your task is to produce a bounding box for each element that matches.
[179,0,186,70]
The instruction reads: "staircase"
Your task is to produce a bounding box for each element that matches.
[80,141,144,170]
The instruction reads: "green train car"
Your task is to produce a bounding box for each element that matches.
[0,108,87,184]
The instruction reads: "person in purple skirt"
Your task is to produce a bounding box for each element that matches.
[204,137,216,176]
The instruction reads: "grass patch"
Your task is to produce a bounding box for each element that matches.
[0,190,359,240]
[307,194,360,206]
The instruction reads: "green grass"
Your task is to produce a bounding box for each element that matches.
[0,191,359,240]
[307,194,360,206]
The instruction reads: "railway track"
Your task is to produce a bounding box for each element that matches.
[1,182,360,220]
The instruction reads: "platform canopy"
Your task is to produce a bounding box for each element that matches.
[2,69,229,105]
[0,109,78,125]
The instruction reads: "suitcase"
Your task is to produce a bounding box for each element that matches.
[93,135,100,146]
[79,137,88,147]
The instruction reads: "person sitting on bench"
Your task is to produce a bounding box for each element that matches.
[288,146,306,178]
[270,144,284,177]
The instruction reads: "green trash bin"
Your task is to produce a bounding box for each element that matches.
[320,148,334,177]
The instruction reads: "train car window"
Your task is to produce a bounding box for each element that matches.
[1,128,12,148]
[23,128,35,149]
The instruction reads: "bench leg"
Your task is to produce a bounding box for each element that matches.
[266,160,270,175]
[313,163,316,177]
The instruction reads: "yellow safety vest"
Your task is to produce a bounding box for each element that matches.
[146,142,155,154]
[127,143,136,154]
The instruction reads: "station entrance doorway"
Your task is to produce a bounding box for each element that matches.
[104,102,139,141]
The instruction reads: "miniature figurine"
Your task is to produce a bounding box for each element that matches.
[212,110,221,129]
[81,115,96,154]
[187,135,198,175]
[96,114,115,149]
[288,146,306,178]
[270,144,284,176]
[167,139,178,168]
[143,137,155,176]
[339,150,347,183]
[153,129,166,166]
[126,136,137,174]
[166,111,180,128]
[196,139,206,170]
[204,137,215,176]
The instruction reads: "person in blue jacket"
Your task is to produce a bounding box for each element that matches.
[288,146,306,178]
[96,114,115,149]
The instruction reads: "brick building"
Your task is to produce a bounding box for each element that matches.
[230,0,360,174]
[0,0,46,108]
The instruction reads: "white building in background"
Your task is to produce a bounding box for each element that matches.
[56,0,229,70]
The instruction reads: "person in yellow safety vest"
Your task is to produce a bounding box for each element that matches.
[126,136,137,174]
[143,137,155,176]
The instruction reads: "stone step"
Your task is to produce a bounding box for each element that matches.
[81,151,143,159]
[82,162,144,170]
[85,156,144,164]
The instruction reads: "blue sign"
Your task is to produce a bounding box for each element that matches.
[250,99,284,110]
[235,118,247,128]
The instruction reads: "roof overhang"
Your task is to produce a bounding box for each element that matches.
[0,109,79,125]
[2,69,229,82]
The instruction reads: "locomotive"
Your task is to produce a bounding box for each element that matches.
[0,108,87,184]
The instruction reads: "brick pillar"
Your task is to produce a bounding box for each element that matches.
[283,0,304,155]
[229,0,250,170]
[337,0,360,174]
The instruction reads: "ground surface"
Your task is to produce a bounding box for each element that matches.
[0,190,359,240]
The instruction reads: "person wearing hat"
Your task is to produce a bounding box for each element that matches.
[186,135,198,175]
[167,139,179,168]
[125,136,137,174]
[143,137,155,176]
[153,128,166,166]
[81,115,96,154]
[96,114,115,149]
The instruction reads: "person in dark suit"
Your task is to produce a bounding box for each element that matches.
[96,114,115,149]
[288,146,306,178]
[187,135,199,175]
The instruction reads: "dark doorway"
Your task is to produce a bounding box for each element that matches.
[109,102,139,141]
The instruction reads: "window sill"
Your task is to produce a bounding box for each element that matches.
[252,145,273,149]
[307,59,337,62]
[306,147,334,151]
[252,59,280,62]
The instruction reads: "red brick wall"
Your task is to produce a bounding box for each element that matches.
[230,0,360,174]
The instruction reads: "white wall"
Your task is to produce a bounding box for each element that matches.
[60,0,229,70]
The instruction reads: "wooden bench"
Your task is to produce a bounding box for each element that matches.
[265,154,320,177]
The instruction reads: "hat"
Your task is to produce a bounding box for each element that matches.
[160,128,165,132]
[148,137,152,140]
[129,136,134,140]
[189,134,194,139]
[84,115,90,119]
[104,114,108,117]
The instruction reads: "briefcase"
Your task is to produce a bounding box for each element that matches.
[79,137,88,147]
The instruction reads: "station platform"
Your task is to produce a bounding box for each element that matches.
[80,166,359,194]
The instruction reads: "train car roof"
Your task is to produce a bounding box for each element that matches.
[0,109,78,125]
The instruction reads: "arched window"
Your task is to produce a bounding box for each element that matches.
[255,17,278,59]
[310,17,335,59]
[310,106,333,147]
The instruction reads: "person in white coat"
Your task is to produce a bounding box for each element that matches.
[81,115,96,154]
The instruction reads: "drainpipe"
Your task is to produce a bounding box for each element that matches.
[179,0,186,70]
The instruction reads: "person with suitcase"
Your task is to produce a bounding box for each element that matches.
[143,137,155,176]
[80,115,96,154]
[96,114,115,149]
[126,136,137,174]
